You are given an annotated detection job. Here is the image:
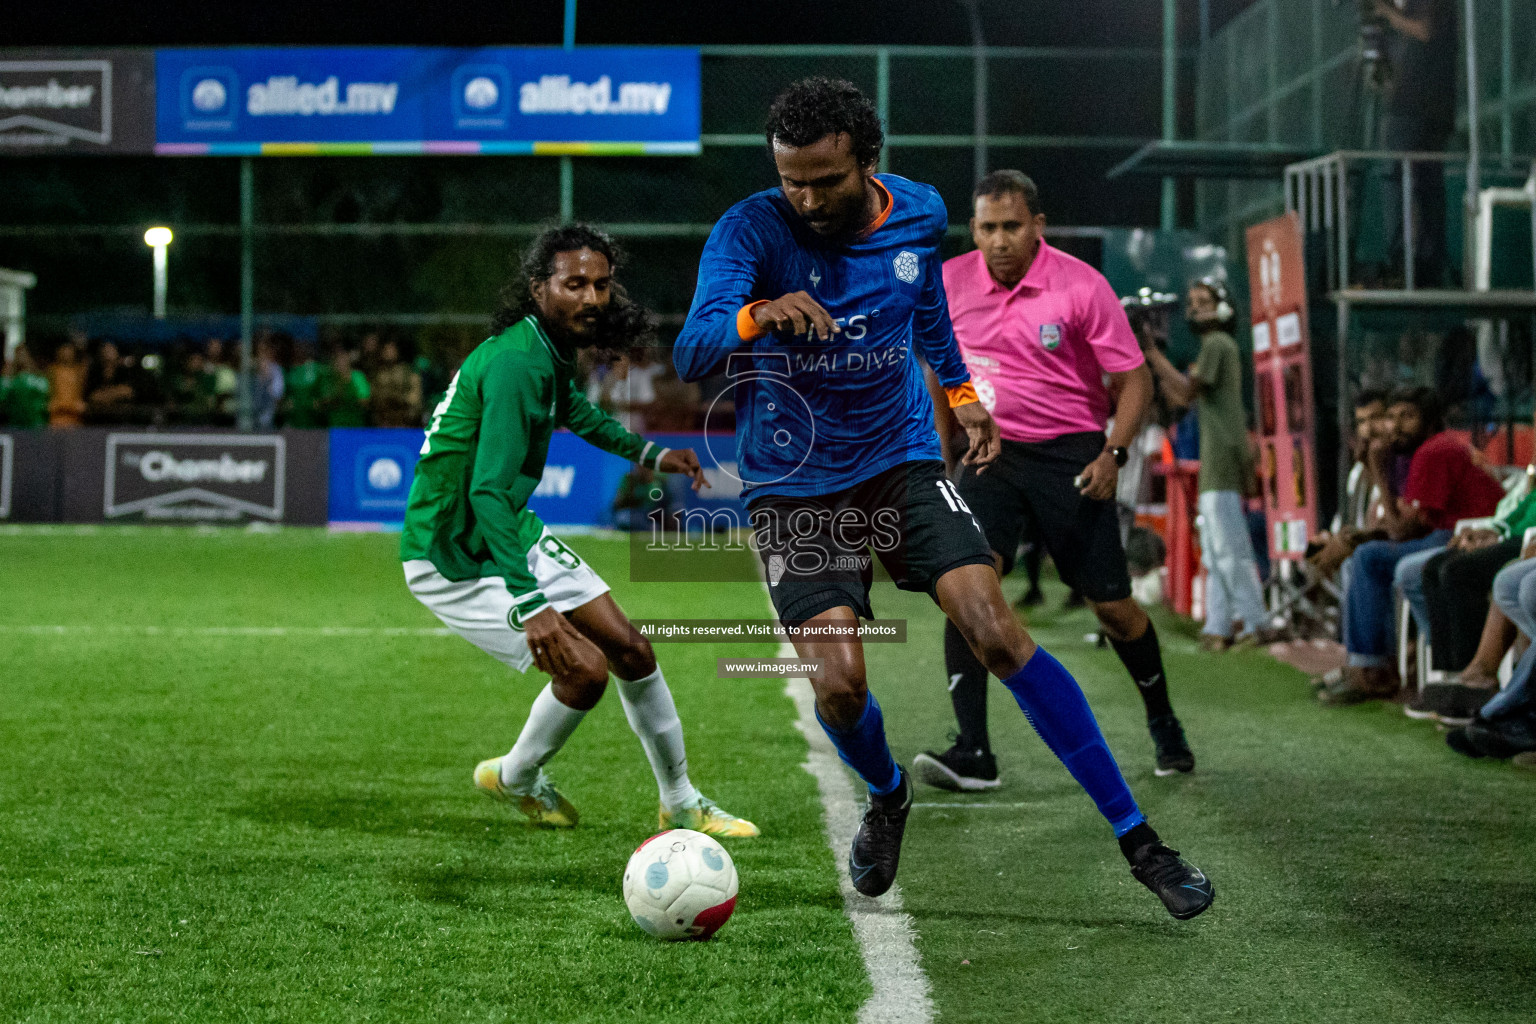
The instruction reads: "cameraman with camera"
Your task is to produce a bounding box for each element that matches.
[1146,279,1275,651]
[1363,0,1458,287]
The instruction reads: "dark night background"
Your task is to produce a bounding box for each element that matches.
[15,1,1256,48]
[1,1,1258,329]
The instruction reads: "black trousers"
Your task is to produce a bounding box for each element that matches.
[1421,537,1521,671]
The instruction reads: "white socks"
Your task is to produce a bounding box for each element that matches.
[616,666,699,810]
[498,668,698,810]
[499,683,587,791]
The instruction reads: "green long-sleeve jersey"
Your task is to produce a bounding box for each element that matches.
[399,315,663,616]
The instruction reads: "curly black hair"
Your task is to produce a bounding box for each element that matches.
[764,77,884,167]
[491,223,655,352]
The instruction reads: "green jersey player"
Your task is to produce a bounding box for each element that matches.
[401,224,757,838]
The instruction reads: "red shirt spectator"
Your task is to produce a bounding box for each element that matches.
[1403,431,1505,530]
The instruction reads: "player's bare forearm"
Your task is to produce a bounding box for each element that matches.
[1143,347,1194,409]
[657,448,710,491]
[952,401,1000,472]
[921,364,957,467]
[1107,364,1153,449]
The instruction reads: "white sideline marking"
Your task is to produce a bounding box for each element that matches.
[0,624,454,637]
[779,641,935,1024]
[912,801,1045,809]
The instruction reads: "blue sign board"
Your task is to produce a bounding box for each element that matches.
[328,429,747,529]
[155,47,700,155]
[328,428,423,525]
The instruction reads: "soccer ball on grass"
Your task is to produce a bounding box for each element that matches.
[622,828,738,940]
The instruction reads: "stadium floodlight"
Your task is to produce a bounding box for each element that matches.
[143,227,173,319]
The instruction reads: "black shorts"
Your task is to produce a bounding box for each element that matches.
[749,459,995,625]
[955,431,1132,603]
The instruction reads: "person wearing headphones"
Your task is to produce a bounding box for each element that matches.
[1145,279,1274,650]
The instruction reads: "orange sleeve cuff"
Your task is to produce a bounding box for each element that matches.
[945,381,979,408]
[736,301,770,341]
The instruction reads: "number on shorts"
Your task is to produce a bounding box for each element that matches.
[538,534,584,570]
[935,479,973,514]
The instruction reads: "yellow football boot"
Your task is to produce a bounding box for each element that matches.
[659,793,760,838]
[474,759,579,828]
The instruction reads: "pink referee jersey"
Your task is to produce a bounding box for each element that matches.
[942,243,1144,443]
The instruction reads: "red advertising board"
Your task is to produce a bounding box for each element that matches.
[1246,212,1318,561]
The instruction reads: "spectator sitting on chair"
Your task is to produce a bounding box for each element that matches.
[1445,543,1536,761]
[1322,386,1504,705]
[1308,389,1391,576]
[1400,463,1536,723]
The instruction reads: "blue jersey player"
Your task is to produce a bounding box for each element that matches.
[675,78,1213,919]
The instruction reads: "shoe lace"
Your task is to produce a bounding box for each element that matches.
[1135,844,1188,887]
[526,772,559,810]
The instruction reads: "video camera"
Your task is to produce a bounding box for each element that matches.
[1337,0,1393,92]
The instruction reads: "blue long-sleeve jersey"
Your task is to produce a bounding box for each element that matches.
[674,174,971,502]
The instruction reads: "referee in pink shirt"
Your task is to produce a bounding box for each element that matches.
[913,170,1195,791]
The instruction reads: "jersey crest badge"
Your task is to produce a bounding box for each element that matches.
[809,266,822,288]
[1039,323,1062,351]
[893,250,920,284]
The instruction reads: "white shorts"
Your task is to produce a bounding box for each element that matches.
[404,530,610,673]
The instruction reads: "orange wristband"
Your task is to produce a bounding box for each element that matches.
[945,381,979,408]
[736,301,770,341]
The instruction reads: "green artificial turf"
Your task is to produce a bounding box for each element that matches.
[8,525,1536,1024]
[0,527,866,1023]
[866,573,1536,1024]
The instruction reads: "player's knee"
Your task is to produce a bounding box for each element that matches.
[552,650,611,711]
[812,659,869,731]
[611,631,658,681]
[956,603,1035,677]
[1092,597,1147,642]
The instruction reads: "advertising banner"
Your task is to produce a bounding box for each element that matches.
[327,428,746,528]
[0,49,156,154]
[328,427,426,526]
[104,432,288,522]
[62,429,327,524]
[1246,212,1319,561]
[0,430,62,521]
[154,47,700,156]
[0,433,10,518]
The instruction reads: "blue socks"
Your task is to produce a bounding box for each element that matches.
[816,692,902,796]
[1002,646,1145,836]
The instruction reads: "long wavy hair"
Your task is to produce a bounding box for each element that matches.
[491,223,655,354]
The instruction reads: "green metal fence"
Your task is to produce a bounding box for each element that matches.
[1194,0,1536,253]
[0,44,1179,349]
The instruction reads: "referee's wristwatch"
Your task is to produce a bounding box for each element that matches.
[1106,445,1129,467]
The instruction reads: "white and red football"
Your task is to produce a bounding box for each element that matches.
[622,828,738,941]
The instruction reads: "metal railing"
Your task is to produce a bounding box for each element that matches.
[1284,149,1535,294]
